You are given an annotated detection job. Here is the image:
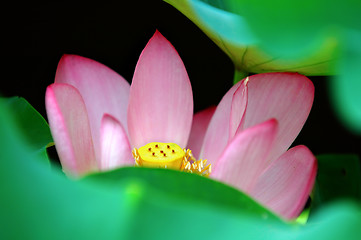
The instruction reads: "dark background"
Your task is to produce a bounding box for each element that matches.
[6,1,360,157]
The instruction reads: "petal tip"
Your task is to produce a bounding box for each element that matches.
[128,30,193,149]
[144,30,179,58]
[57,54,79,68]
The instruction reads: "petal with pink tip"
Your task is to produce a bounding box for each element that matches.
[199,79,248,165]
[55,54,130,163]
[187,106,216,159]
[128,31,193,148]
[99,114,134,170]
[211,119,278,192]
[249,145,317,219]
[242,72,314,164]
[45,83,97,177]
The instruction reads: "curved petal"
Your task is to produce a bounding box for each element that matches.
[187,106,216,159]
[99,114,134,170]
[128,31,193,148]
[249,145,317,219]
[230,78,248,138]
[55,54,130,163]
[242,72,314,164]
[199,79,248,165]
[45,83,97,177]
[211,119,278,192]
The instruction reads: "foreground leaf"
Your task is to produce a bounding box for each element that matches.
[1,99,361,239]
[85,167,281,219]
[0,97,284,239]
[0,98,129,239]
[1,97,53,162]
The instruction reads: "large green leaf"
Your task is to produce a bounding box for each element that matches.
[222,0,360,57]
[85,167,281,220]
[164,0,339,76]
[0,98,129,239]
[330,30,361,133]
[223,0,361,133]
[1,99,361,239]
[295,200,361,240]
[0,98,284,239]
[165,0,361,134]
[1,97,53,163]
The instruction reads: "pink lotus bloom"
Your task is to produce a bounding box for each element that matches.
[45,31,316,220]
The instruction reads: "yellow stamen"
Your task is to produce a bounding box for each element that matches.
[132,142,211,177]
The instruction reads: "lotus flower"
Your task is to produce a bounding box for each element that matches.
[45,31,316,220]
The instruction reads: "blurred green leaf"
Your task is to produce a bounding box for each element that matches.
[86,169,361,240]
[297,200,361,240]
[312,154,361,212]
[85,168,291,239]
[222,0,360,56]
[0,98,286,239]
[165,0,340,76]
[1,99,361,239]
[85,167,281,220]
[0,98,130,239]
[165,0,361,134]
[331,30,361,134]
[1,97,53,162]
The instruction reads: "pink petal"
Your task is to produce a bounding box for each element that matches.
[242,72,314,165]
[211,119,278,192]
[187,106,216,159]
[229,80,248,139]
[55,54,130,163]
[249,145,317,219]
[128,31,193,148]
[199,79,248,165]
[45,83,97,177]
[99,114,134,170]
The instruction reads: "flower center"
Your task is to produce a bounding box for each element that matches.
[132,142,211,176]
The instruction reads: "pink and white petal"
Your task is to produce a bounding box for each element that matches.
[99,114,134,171]
[55,54,130,163]
[128,31,193,149]
[45,83,97,177]
[242,72,314,164]
[211,119,278,192]
[249,145,317,220]
[187,106,216,159]
[199,79,248,165]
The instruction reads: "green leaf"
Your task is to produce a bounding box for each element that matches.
[85,169,361,239]
[165,0,340,76]
[165,0,361,133]
[1,97,53,162]
[297,200,361,240]
[85,167,281,220]
[0,97,286,239]
[312,154,361,212]
[1,99,361,238]
[223,0,360,57]
[221,0,361,133]
[331,30,361,134]
[0,98,130,239]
